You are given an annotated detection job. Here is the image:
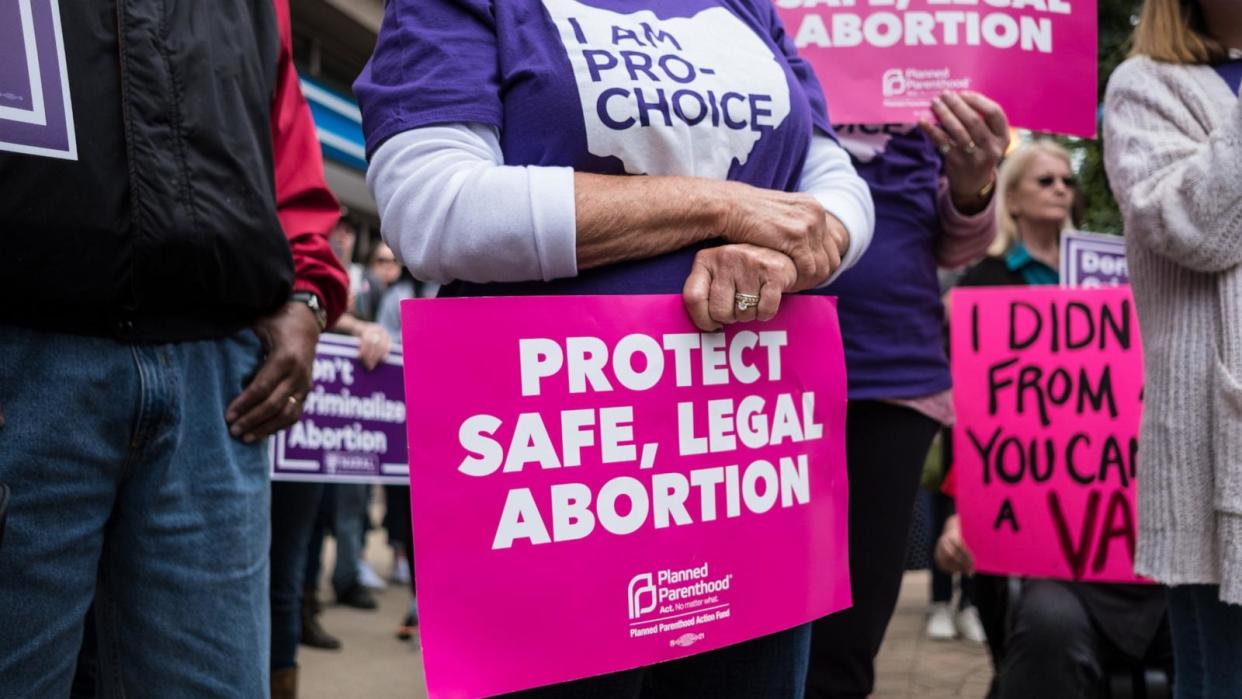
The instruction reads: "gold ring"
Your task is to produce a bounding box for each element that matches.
[964,142,977,155]
[735,292,760,312]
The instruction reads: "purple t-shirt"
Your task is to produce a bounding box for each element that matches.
[354,0,833,296]
[1216,59,1242,94]
[817,125,950,400]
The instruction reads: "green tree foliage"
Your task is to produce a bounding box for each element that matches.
[1061,0,1142,234]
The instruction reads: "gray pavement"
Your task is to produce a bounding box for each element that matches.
[302,536,991,699]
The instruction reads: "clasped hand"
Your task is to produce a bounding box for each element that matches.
[683,185,850,332]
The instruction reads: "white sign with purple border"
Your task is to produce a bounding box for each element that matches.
[270,335,409,484]
[1061,230,1129,288]
[0,0,76,159]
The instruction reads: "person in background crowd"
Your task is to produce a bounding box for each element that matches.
[356,0,874,694]
[925,481,982,643]
[936,141,1172,699]
[369,242,403,292]
[804,92,1007,698]
[302,217,396,618]
[375,267,432,640]
[328,218,393,371]
[265,1,354,696]
[367,242,415,592]
[1104,1,1242,696]
[0,1,347,695]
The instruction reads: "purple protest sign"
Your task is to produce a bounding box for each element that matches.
[0,0,76,159]
[1061,230,1129,289]
[270,335,409,484]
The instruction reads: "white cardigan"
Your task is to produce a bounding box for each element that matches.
[1104,54,1242,604]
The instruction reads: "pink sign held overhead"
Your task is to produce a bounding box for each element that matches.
[775,0,1098,137]
[951,286,1146,583]
[401,294,851,698]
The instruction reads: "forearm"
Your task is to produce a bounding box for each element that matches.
[331,312,366,336]
[574,173,726,270]
[798,133,875,285]
[936,177,997,269]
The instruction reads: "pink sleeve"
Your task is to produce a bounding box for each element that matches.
[935,177,998,269]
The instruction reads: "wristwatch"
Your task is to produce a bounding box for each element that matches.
[290,291,327,332]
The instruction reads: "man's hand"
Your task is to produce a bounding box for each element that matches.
[934,514,976,575]
[225,301,321,444]
[716,183,850,292]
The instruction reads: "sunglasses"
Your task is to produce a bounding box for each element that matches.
[1036,175,1076,188]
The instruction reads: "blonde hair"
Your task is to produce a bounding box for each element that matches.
[989,140,1074,256]
[1131,0,1229,64]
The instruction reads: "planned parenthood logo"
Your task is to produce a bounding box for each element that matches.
[625,563,735,641]
[881,68,906,96]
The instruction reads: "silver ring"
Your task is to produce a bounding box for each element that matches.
[938,143,952,156]
[735,292,760,313]
[963,142,977,155]
[288,395,300,406]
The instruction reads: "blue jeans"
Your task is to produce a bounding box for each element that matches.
[504,624,811,698]
[1168,584,1242,699]
[0,325,270,697]
[331,483,368,594]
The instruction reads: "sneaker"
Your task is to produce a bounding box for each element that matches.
[358,559,386,590]
[956,606,987,644]
[336,584,378,610]
[391,555,412,585]
[925,602,957,641]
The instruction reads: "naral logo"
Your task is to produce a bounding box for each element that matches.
[882,69,906,97]
[628,573,657,620]
[670,632,705,648]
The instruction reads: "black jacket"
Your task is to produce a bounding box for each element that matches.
[0,1,293,342]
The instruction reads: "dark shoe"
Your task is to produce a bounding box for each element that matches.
[300,592,342,650]
[336,584,378,610]
[396,600,419,640]
[271,667,297,699]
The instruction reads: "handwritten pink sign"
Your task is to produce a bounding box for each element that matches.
[951,286,1145,583]
[775,1,1098,137]
[401,294,851,698]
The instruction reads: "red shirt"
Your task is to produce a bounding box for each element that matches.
[271,0,348,327]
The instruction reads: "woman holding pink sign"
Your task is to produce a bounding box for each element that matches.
[1104,0,1242,695]
[800,92,1012,697]
[355,0,874,696]
[932,141,1173,699]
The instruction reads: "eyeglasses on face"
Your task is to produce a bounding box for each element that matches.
[1036,175,1076,188]
[375,257,399,264]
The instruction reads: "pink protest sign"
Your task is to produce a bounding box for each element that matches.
[401,294,850,698]
[951,286,1146,583]
[775,1,1098,137]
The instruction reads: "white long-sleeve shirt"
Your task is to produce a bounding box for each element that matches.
[368,123,874,287]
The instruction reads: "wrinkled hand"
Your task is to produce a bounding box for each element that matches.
[353,321,392,371]
[919,91,1011,214]
[225,302,320,444]
[934,514,976,575]
[683,243,798,332]
[717,183,850,292]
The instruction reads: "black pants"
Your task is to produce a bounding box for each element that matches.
[806,400,940,699]
[998,580,1172,699]
[271,481,324,670]
[929,490,974,607]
